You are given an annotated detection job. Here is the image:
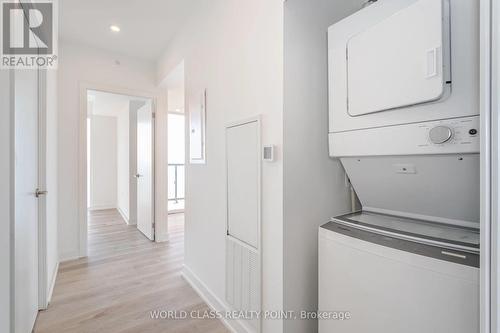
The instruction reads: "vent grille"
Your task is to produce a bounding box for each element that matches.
[226,237,261,332]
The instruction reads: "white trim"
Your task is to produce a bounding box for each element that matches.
[489,0,499,331]
[79,83,88,258]
[37,68,48,310]
[46,262,59,305]
[188,89,207,164]
[181,265,251,333]
[151,101,157,240]
[168,110,185,115]
[117,206,130,224]
[480,0,493,332]
[155,231,169,243]
[8,64,15,333]
[59,250,80,263]
[79,81,161,257]
[168,209,185,214]
[88,205,117,211]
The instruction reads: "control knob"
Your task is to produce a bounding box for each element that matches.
[429,126,453,144]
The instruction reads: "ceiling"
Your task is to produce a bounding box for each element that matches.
[59,0,196,61]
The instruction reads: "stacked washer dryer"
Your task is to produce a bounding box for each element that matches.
[319,0,480,332]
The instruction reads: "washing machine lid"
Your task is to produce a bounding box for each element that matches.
[325,211,479,267]
[331,211,479,252]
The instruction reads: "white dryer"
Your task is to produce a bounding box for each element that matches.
[328,0,479,135]
[320,0,481,332]
[328,0,480,162]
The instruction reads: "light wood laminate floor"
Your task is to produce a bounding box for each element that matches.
[34,209,228,333]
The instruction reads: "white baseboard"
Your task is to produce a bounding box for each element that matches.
[168,209,185,214]
[181,265,250,333]
[155,231,169,243]
[47,262,59,304]
[59,250,80,263]
[88,205,116,211]
[117,206,130,224]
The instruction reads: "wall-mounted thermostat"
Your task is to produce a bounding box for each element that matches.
[263,145,275,162]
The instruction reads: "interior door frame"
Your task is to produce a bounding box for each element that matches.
[480,0,496,332]
[78,82,160,257]
[491,1,500,330]
[37,69,49,310]
[483,0,500,331]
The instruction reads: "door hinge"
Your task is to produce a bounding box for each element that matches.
[152,112,156,118]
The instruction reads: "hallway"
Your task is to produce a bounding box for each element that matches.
[34,210,228,333]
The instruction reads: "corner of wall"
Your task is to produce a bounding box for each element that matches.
[117,206,130,224]
[46,262,59,305]
[182,265,252,333]
[59,250,80,263]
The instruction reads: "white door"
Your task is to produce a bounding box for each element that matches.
[136,103,154,240]
[14,69,40,333]
[226,120,260,249]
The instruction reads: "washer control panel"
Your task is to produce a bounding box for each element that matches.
[419,117,479,149]
[329,116,480,157]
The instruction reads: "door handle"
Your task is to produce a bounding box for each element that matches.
[426,47,439,78]
[35,188,48,198]
[134,173,142,178]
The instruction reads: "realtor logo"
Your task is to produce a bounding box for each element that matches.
[1,0,58,68]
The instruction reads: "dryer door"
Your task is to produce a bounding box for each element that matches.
[347,0,449,116]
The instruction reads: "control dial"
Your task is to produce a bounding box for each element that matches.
[429,126,453,144]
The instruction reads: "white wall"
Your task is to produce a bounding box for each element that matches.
[88,91,132,221]
[283,1,366,332]
[116,108,130,221]
[168,88,184,112]
[0,68,12,333]
[58,42,167,260]
[157,1,284,332]
[89,115,118,210]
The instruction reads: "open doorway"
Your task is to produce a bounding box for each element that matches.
[168,113,185,213]
[86,90,155,248]
[166,62,186,232]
